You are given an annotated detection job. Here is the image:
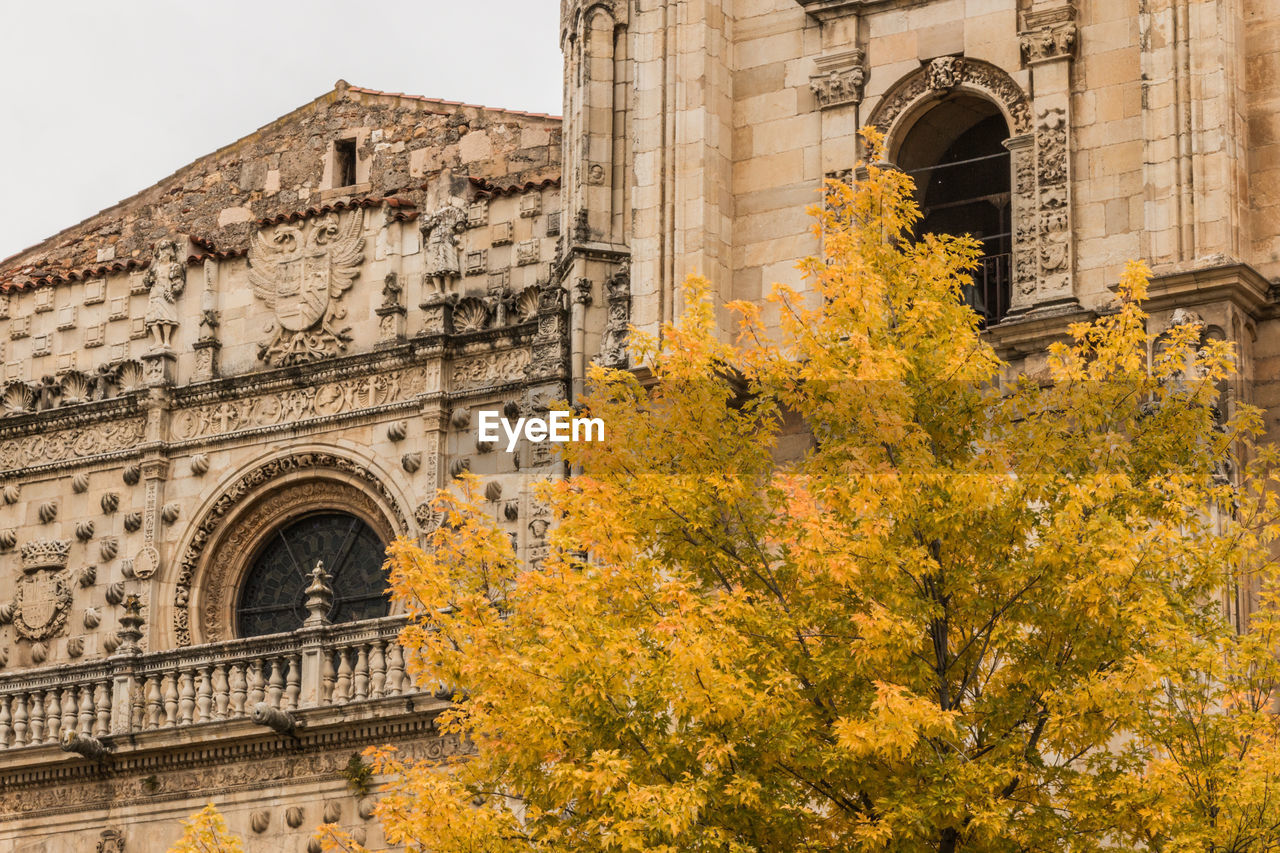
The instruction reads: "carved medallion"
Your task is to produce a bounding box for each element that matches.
[248,210,365,366]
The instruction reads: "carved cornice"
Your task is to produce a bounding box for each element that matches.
[0,697,452,818]
[1020,23,1078,65]
[1130,261,1278,320]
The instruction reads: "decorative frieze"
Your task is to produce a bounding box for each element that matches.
[0,419,145,472]
[451,350,531,389]
[171,366,434,441]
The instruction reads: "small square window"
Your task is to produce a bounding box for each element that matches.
[333,138,357,188]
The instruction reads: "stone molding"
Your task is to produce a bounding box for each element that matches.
[868,56,1032,137]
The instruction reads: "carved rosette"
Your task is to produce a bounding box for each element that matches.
[809,49,865,110]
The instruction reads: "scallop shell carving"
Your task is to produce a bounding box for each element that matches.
[307,840,323,853]
[450,458,471,479]
[122,465,140,486]
[2,484,19,505]
[285,806,304,828]
[504,502,519,522]
[189,454,210,476]
[120,558,135,579]
[485,481,503,501]
[102,633,121,655]
[350,827,367,846]
[83,607,101,629]
[105,582,125,606]
[38,501,58,524]
[67,637,84,658]
[0,603,13,625]
[250,810,270,834]
[0,529,15,551]
[116,360,144,392]
[72,473,90,494]
[451,407,472,428]
[99,538,118,562]
[79,565,97,588]
[59,370,91,405]
[357,797,376,821]
[2,382,34,415]
[161,503,181,524]
[387,420,408,442]
[476,439,495,453]
[453,297,491,333]
[30,642,47,664]
[123,512,142,532]
[75,520,95,542]
[514,286,540,321]
[503,400,520,419]
[322,802,342,824]
[401,453,422,474]
[100,492,119,514]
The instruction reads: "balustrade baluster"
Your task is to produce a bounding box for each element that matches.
[28,689,44,744]
[11,695,27,747]
[267,656,285,708]
[77,685,94,736]
[178,670,195,725]
[44,688,60,743]
[131,677,144,732]
[162,671,179,727]
[144,676,162,729]
[0,695,11,748]
[321,647,336,703]
[212,663,229,720]
[94,681,111,737]
[60,685,77,737]
[228,662,247,717]
[196,665,213,723]
[284,653,301,711]
[369,640,386,699]
[353,644,370,701]
[335,647,353,702]
[386,641,405,695]
[248,660,266,707]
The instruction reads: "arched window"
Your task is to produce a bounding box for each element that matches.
[895,96,1012,325]
[235,512,389,638]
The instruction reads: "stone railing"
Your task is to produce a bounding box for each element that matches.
[0,616,417,751]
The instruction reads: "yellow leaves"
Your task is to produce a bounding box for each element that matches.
[167,804,245,853]
[836,683,957,763]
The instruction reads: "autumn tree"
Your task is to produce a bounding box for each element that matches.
[168,803,245,853]
[328,134,1280,852]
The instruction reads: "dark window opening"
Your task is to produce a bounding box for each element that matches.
[334,138,358,188]
[235,512,389,638]
[896,98,1012,325]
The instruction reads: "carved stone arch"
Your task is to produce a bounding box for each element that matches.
[867,56,1031,142]
[868,57,1074,316]
[170,448,412,647]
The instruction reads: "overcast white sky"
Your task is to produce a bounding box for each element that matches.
[0,1,564,262]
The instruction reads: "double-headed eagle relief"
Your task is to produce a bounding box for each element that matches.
[248,209,365,367]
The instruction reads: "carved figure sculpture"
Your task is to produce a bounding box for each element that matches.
[143,239,186,349]
[419,205,467,296]
[248,210,365,366]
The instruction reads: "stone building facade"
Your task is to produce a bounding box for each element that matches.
[0,0,1277,848]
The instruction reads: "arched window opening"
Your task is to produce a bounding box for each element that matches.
[896,96,1012,325]
[235,512,389,638]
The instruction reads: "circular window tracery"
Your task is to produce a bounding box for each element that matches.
[235,511,390,638]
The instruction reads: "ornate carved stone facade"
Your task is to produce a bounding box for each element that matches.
[0,0,1278,845]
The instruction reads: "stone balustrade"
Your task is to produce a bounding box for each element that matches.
[0,616,416,751]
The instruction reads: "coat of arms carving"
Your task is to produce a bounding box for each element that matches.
[12,539,73,642]
[247,209,365,366]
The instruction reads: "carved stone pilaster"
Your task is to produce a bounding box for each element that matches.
[599,263,631,368]
[810,48,865,110]
[1005,134,1039,310]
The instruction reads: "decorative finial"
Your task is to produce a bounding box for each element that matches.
[304,560,334,627]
